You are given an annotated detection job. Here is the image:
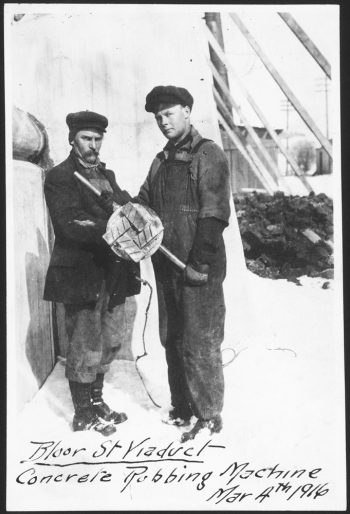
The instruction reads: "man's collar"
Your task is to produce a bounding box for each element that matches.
[164,131,192,152]
[163,125,202,159]
[187,125,202,150]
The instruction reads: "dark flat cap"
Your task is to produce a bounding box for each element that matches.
[66,111,108,133]
[145,86,194,113]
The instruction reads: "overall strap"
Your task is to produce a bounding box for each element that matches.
[191,138,212,155]
[188,138,213,182]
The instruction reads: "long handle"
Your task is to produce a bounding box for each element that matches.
[74,171,187,270]
[74,171,120,212]
[158,245,186,270]
[74,171,101,196]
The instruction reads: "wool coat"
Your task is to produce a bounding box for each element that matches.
[43,151,140,307]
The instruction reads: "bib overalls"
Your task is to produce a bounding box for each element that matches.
[149,140,227,420]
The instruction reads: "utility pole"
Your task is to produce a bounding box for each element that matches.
[315,76,330,139]
[280,99,293,175]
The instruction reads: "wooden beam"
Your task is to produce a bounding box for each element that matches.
[206,26,313,194]
[217,109,277,194]
[278,12,331,80]
[210,60,293,193]
[229,12,333,158]
[245,142,281,191]
[218,107,276,193]
[214,87,278,193]
[205,12,233,116]
[301,228,334,251]
[213,79,235,127]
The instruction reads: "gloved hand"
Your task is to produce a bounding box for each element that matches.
[97,190,116,215]
[119,189,133,205]
[184,264,209,286]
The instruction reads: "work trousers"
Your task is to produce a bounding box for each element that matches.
[155,270,225,420]
[64,281,126,383]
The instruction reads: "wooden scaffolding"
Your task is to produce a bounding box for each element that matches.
[205,12,333,195]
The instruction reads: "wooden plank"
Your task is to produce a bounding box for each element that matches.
[241,187,266,193]
[301,228,334,251]
[278,12,331,79]
[215,89,277,192]
[206,26,313,194]
[229,12,333,158]
[214,89,272,192]
[210,61,292,193]
[205,13,233,116]
[246,143,278,189]
[217,109,276,194]
[213,82,236,127]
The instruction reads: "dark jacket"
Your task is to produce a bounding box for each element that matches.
[138,126,230,224]
[43,151,140,307]
[137,126,231,274]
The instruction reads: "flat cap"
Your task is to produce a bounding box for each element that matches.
[66,110,108,133]
[145,85,194,113]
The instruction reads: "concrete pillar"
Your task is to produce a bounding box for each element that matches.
[8,160,55,413]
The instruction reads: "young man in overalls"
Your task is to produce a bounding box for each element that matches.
[137,86,231,440]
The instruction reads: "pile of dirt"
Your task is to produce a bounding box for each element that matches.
[234,191,333,282]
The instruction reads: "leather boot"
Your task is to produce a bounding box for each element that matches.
[91,374,128,425]
[180,414,223,442]
[69,381,116,436]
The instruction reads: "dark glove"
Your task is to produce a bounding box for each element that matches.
[118,189,133,205]
[184,263,209,286]
[189,217,227,268]
[97,190,115,215]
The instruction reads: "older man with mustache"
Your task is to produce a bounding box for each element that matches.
[44,111,140,435]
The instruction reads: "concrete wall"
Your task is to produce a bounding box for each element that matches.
[8,161,55,412]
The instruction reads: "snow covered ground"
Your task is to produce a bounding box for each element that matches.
[281,174,334,198]
[7,271,346,511]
